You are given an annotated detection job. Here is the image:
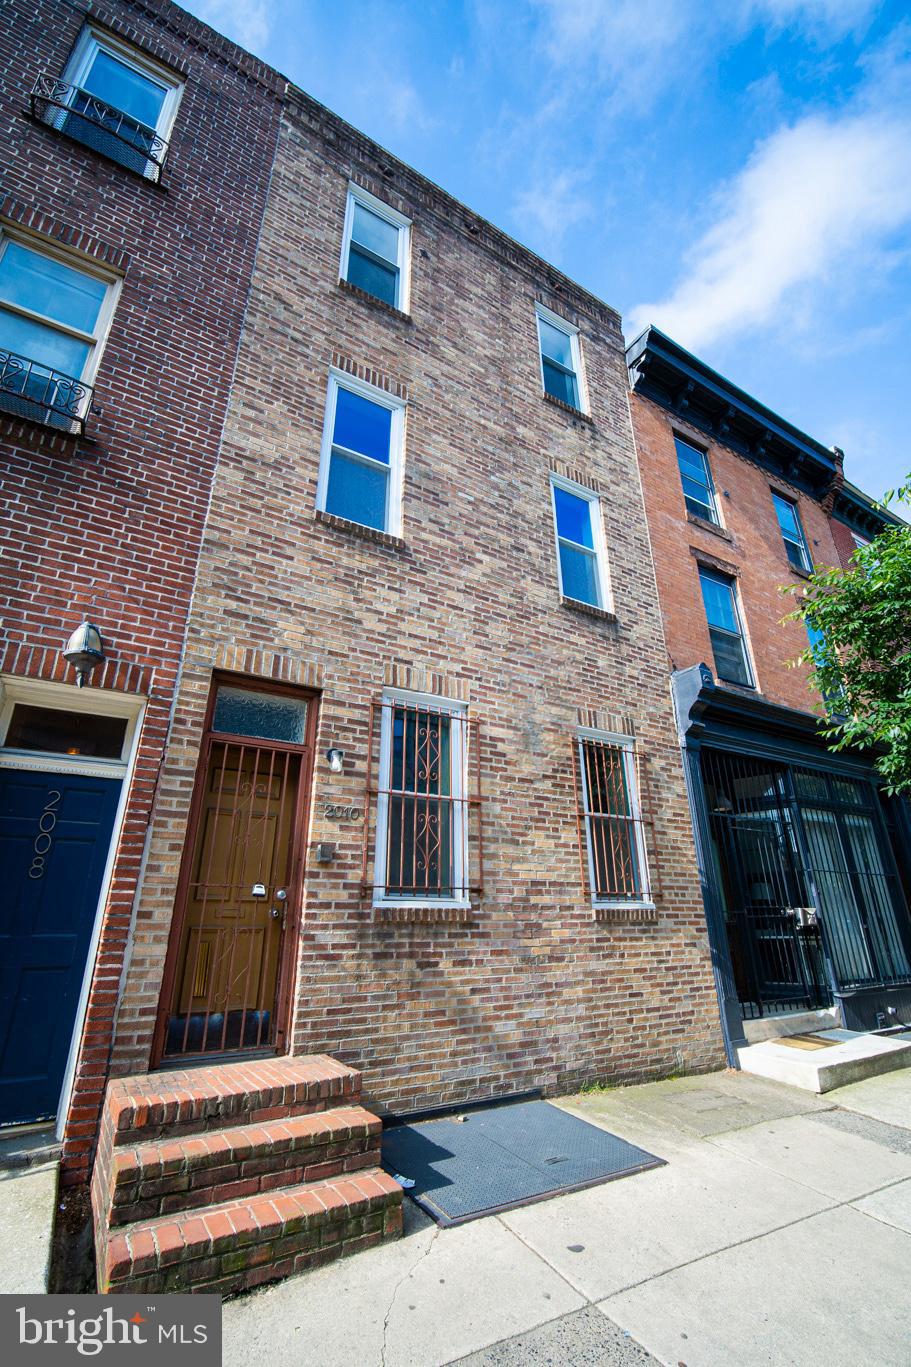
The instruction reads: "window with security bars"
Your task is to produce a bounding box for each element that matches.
[573,736,653,904]
[363,695,482,906]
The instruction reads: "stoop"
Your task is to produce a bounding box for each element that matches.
[737,1029,911,1093]
[91,1056,402,1296]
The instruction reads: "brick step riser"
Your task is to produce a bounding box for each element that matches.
[101,1178,404,1297]
[108,1084,362,1146]
[108,1138,381,1226]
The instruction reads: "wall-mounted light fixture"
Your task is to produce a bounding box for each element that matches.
[63,620,106,688]
[326,747,345,773]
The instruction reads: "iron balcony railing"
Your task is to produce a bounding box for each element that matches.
[30,74,169,181]
[0,348,94,433]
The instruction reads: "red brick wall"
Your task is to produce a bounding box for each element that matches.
[631,392,840,713]
[0,0,282,1180]
[829,516,861,569]
[113,93,727,1113]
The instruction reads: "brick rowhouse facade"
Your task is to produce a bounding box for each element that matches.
[110,86,726,1118]
[627,327,911,1048]
[0,0,283,1180]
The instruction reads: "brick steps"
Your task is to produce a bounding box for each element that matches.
[93,1057,402,1296]
[102,1169,403,1296]
[105,1105,381,1226]
[102,1055,361,1145]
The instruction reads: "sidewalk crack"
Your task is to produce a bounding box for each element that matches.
[380,1226,440,1367]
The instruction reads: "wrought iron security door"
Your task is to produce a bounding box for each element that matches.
[155,682,314,1062]
[701,748,911,1020]
[703,751,829,1018]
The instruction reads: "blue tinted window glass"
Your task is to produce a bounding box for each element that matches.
[0,308,90,376]
[82,49,167,128]
[772,493,800,540]
[699,570,738,633]
[538,317,574,369]
[213,686,308,742]
[326,450,388,529]
[542,359,579,408]
[553,486,594,548]
[0,243,106,334]
[346,247,397,306]
[351,203,399,264]
[559,543,599,605]
[332,387,392,464]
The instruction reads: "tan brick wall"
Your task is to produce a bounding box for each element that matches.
[631,392,840,712]
[114,95,726,1108]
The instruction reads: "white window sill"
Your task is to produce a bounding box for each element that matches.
[593,900,655,912]
[373,899,472,912]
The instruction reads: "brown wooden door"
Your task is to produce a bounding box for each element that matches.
[154,681,315,1062]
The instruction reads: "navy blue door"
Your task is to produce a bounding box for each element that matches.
[0,770,121,1125]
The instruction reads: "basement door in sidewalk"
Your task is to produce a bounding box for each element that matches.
[155,681,315,1063]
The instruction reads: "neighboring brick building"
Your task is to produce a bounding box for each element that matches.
[0,0,283,1180]
[108,82,726,1127]
[828,479,903,570]
[627,326,911,1051]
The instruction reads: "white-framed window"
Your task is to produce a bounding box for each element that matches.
[315,369,406,535]
[576,730,652,908]
[771,491,813,573]
[675,434,719,525]
[549,476,612,610]
[50,26,183,179]
[0,229,120,430]
[536,304,584,411]
[339,185,411,312]
[373,691,470,908]
[698,565,754,688]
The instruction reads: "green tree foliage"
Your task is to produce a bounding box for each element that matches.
[786,476,911,793]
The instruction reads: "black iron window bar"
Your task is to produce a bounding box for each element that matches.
[0,348,93,433]
[360,697,484,903]
[571,738,660,902]
[30,74,169,182]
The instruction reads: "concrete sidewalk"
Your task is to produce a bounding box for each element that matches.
[222,1069,911,1367]
[0,1162,58,1294]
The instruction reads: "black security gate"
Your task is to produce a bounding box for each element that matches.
[701,749,911,1019]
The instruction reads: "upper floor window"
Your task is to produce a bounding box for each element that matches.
[316,371,405,535]
[550,478,611,610]
[373,694,470,907]
[536,306,583,411]
[698,566,754,687]
[675,435,719,525]
[0,232,118,432]
[34,27,182,182]
[340,186,411,311]
[576,733,651,907]
[772,492,812,572]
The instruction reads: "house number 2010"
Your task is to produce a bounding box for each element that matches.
[28,789,61,880]
[323,803,360,822]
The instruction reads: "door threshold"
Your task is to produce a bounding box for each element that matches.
[155,1047,279,1072]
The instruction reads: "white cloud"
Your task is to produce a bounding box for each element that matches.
[513,170,594,257]
[189,1,273,55]
[627,97,911,348]
[534,0,880,110]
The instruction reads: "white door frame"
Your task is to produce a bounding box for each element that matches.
[0,674,146,1137]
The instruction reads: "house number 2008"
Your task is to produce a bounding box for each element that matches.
[28,789,61,880]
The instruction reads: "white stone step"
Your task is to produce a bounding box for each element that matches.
[743,1007,841,1044]
[737,1029,911,1093]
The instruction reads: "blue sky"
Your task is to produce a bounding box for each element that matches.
[186,0,911,499]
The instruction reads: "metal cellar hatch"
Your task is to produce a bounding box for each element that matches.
[381,1099,663,1226]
